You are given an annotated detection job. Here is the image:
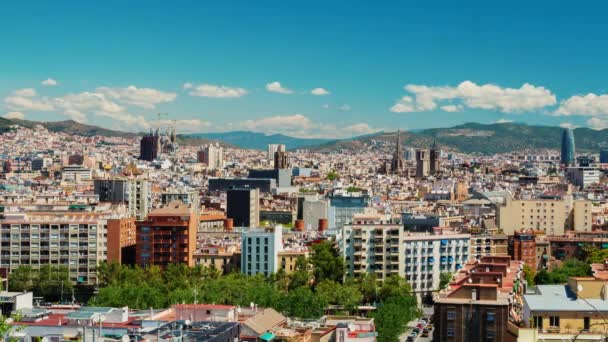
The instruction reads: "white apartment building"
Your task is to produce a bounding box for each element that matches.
[567,166,600,189]
[241,227,283,276]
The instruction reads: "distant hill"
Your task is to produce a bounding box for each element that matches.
[1,119,138,138]
[2,118,607,154]
[308,122,608,154]
[185,131,339,150]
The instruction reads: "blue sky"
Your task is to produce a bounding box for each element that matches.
[2,1,608,137]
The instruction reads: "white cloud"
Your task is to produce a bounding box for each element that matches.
[266,81,293,94]
[235,114,379,139]
[41,78,58,86]
[339,104,351,111]
[311,87,330,96]
[182,82,193,89]
[96,86,177,108]
[3,112,24,120]
[390,81,556,113]
[554,93,608,116]
[587,117,608,130]
[14,88,37,97]
[187,83,247,98]
[321,104,330,109]
[440,104,463,112]
[559,122,578,129]
[494,118,513,124]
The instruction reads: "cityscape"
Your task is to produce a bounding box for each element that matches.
[3,2,608,342]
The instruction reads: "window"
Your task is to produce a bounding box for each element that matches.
[447,311,456,320]
[549,316,560,328]
[486,331,495,339]
[447,328,455,337]
[584,317,590,331]
[487,312,495,323]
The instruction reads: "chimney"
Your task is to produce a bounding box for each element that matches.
[224,218,234,232]
[318,218,328,232]
[294,220,305,231]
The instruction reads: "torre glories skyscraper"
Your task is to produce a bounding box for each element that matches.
[561,128,575,166]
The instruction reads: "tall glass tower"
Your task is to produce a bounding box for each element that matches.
[561,128,575,165]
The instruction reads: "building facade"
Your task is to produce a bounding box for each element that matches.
[241,227,282,276]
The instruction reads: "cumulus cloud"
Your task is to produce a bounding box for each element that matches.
[587,117,608,130]
[390,81,556,113]
[266,81,293,94]
[440,104,463,112]
[311,87,330,96]
[3,112,24,120]
[187,83,247,98]
[554,93,608,116]
[321,104,330,109]
[235,114,379,139]
[182,82,193,89]
[339,104,351,111]
[494,118,513,124]
[96,86,177,108]
[41,78,58,86]
[4,85,175,123]
[559,122,578,129]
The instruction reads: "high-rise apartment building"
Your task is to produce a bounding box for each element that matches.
[226,188,259,228]
[106,217,137,265]
[561,128,575,166]
[135,202,197,268]
[197,143,224,170]
[241,227,283,276]
[94,177,152,221]
[509,230,536,269]
[0,211,132,285]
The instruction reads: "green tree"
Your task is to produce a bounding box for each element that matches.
[377,275,411,302]
[535,259,590,285]
[310,241,345,284]
[326,171,338,181]
[316,279,362,313]
[523,265,535,286]
[439,272,453,290]
[288,257,311,290]
[357,273,378,304]
[585,248,608,264]
[279,286,327,319]
[373,293,418,341]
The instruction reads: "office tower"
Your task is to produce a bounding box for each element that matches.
[274,145,288,169]
[566,166,600,189]
[135,202,197,268]
[140,129,161,161]
[197,143,224,170]
[227,188,259,227]
[561,128,575,165]
[241,227,282,276]
[390,129,404,174]
[416,149,430,177]
[600,150,608,163]
[430,140,440,174]
[94,176,152,221]
[248,168,291,188]
[267,144,285,161]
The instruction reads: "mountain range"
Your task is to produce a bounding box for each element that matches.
[1,118,607,154]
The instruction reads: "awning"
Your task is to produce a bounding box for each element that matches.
[260,332,276,341]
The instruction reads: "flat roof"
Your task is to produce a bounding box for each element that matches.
[524,285,608,312]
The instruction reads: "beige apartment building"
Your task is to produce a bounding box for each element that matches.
[497,195,592,235]
[0,211,127,285]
